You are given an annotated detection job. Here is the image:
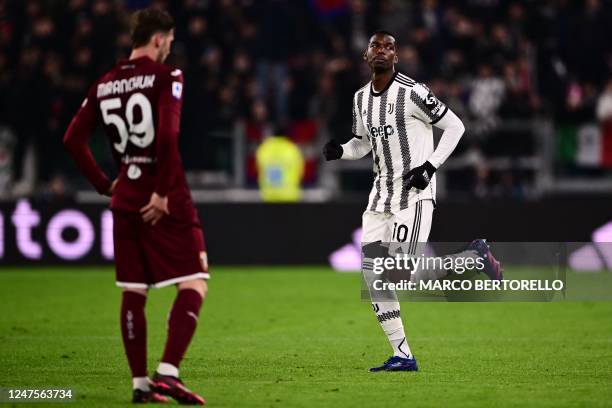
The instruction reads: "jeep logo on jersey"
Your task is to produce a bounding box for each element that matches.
[369,125,395,140]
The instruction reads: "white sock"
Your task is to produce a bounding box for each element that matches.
[132,376,150,391]
[373,302,413,359]
[363,251,414,360]
[157,362,179,378]
[390,334,412,359]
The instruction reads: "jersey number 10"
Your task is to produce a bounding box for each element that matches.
[100,92,155,154]
[392,222,409,243]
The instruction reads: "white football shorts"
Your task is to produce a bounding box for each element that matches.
[361,199,434,256]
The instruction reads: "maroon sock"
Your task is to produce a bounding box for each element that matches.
[161,289,203,368]
[120,291,147,378]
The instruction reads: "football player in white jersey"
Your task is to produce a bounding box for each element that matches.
[324,30,503,372]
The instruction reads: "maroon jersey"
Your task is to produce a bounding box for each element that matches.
[64,56,197,223]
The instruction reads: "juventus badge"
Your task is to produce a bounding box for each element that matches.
[387,103,394,114]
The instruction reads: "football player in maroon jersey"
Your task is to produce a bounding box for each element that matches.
[64,8,207,405]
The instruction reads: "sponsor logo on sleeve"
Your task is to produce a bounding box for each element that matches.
[424,92,438,109]
[424,92,444,115]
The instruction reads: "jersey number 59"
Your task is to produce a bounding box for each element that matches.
[100,92,155,154]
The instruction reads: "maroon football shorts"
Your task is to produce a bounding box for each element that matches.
[112,209,208,289]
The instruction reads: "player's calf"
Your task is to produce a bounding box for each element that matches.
[153,279,206,404]
[121,290,149,398]
[158,281,205,373]
[362,242,415,367]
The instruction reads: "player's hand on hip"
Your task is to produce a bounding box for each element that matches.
[109,179,118,195]
[103,179,118,197]
[140,192,169,226]
[323,140,343,161]
[403,161,436,190]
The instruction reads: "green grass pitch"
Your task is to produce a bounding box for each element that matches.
[1,267,611,407]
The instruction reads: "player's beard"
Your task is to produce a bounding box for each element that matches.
[372,63,393,75]
[370,56,394,75]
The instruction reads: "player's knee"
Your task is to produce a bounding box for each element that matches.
[123,287,148,297]
[177,279,208,299]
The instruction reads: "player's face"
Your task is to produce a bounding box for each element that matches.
[364,34,398,73]
[156,30,174,63]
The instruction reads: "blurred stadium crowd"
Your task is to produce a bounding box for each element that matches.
[0,0,610,200]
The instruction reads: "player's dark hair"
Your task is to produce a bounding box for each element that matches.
[131,8,175,48]
[370,29,396,41]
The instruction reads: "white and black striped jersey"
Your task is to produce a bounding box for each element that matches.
[350,72,449,214]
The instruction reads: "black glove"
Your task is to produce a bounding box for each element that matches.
[323,140,343,161]
[403,161,436,190]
